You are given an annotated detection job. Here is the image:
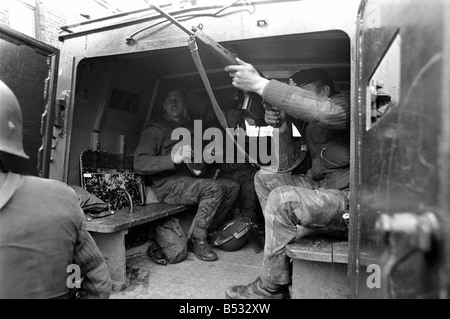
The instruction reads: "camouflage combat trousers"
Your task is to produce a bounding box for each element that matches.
[254,170,348,285]
[153,176,239,239]
[219,166,262,224]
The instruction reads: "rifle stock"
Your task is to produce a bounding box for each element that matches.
[194,29,266,125]
[194,30,238,66]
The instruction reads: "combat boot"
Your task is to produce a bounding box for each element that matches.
[191,237,218,261]
[225,276,290,299]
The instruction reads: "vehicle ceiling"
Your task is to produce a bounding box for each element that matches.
[115,30,350,106]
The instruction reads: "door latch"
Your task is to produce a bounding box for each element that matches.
[55,90,70,128]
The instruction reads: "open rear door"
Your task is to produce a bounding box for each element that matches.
[350,0,450,298]
[0,26,59,178]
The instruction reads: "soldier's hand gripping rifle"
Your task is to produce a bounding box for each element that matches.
[149,3,302,177]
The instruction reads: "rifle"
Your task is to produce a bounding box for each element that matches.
[148,3,266,127]
[147,3,308,174]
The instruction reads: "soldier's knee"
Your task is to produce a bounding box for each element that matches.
[219,180,239,202]
[264,186,296,217]
[254,170,264,186]
[254,171,267,194]
[264,189,281,219]
[229,180,240,196]
[229,179,240,190]
[266,188,283,206]
[254,169,279,187]
[205,182,225,200]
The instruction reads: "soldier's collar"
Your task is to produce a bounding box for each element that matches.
[163,114,188,125]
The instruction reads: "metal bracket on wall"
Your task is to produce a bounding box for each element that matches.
[55,90,70,129]
[143,78,161,127]
[52,90,70,151]
[93,60,118,150]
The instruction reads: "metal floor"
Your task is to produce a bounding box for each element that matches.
[111,242,264,299]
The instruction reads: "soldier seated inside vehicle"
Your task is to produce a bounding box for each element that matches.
[224,60,350,299]
[133,90,240,262]
[204,107,264,233]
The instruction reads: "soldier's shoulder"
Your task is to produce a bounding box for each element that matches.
[24,175,67,188]
[24,175,76,196]
[142,117,171,133]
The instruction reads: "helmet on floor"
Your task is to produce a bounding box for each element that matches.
[212,217,253,251]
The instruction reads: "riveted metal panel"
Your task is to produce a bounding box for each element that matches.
[351,0,449,299]
[0,26,59,178]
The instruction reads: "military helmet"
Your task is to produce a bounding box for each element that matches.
[212,217,253,251]
[0,80,29,159]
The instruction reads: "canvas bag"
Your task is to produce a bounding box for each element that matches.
[155,217,188,264]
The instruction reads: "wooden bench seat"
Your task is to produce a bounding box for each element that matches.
[286,236,349,299]
[87,203,190,291]
[86,203,188,233]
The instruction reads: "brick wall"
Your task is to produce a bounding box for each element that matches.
[0,6,9,25]
[0,0,86,49]
[36,0,82,49]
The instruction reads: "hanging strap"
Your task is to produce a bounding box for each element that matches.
[188,38,258,165]
[188,39,230,130]
[0,172,21,210]
[187,38,304,174]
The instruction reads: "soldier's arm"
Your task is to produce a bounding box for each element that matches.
[225,59,350,130]
[73,213,112,299]
[262,81,350,130]
[134,125,176,175]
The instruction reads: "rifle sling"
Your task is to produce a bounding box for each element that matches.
[188,38,257,165]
